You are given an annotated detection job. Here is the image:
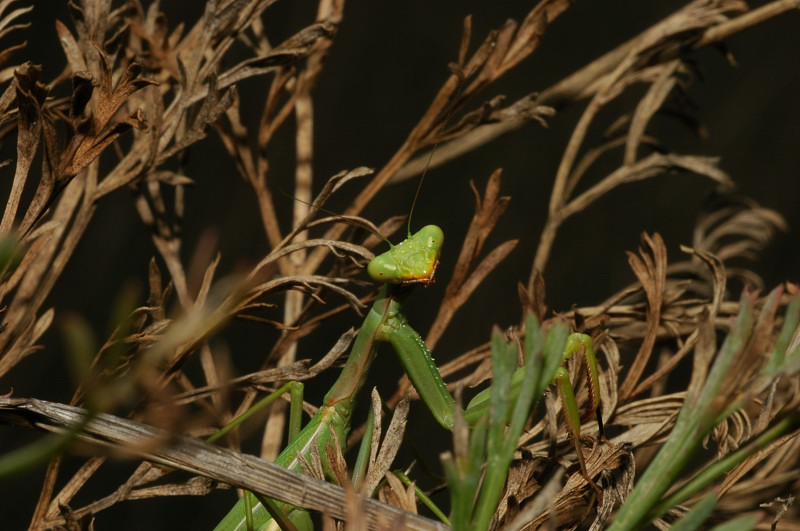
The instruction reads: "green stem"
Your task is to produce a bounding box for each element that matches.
[652,412,800,520]
[393,470,451,525]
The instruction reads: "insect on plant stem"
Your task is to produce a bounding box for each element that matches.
[215,66,606,530]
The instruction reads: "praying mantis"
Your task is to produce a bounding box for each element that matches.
[214,221,605,530]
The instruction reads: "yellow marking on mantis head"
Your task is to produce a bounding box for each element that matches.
[367,225,444,285]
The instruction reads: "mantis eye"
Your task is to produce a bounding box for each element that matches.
[367,257,398,282]
[416,224,444,250]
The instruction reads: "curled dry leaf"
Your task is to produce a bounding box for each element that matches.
[360,393,410,500]
[1,2,799,529]
[618,232,668,402]
[378,472,418,516]
[427,169,517,349]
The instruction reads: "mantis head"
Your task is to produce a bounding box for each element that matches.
[367,224,444,285]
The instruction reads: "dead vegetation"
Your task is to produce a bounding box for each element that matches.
[0,1,798,529]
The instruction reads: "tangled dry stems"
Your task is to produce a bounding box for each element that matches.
[0,1,797,529]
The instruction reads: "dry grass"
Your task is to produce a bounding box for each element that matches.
[0,1,798,529]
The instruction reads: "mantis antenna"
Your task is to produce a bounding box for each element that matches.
[284,67,475,285]
[405,66,473,237]
[367,66,475,286]
[282,66,474,250]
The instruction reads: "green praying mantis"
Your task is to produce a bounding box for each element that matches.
[214,221,605,530]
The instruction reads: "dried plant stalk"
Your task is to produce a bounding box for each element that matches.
[0,1,797,529]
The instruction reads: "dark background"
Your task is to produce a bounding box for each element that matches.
[2,1,799,528]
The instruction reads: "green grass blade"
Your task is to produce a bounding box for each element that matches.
[471,316,568,531]
[0,431,77,477]
[608,291,756,530]
[351,403,374,491]
[669,491,717,531]
[393,470,451,525]
[470,328,518,530]
[652,412,800,518]
[707,514,760,531]
[207,383,299,444]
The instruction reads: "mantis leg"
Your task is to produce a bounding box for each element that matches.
[215,278,457,529]
[215,285,396,530]
[464,332,605,495]
[465,334,604,429]
[214,393,354,530]
[378,284,455,431]
[211,382,310,531]
[556,366,602,496]
[563,333,604,436]
[557,334,605,496]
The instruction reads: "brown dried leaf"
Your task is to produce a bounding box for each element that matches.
[378,472,417,515]
[501,0,572,69]
[2,398,448,529]
[361,394,409,499]
[285,166,374,246]
[215,22,336,89]
[525,443,632,529]
[561,153,733,221]
[504,467,563,531]
[624,60,681,165]
[345,486,369,531]
[494,458,541,524]
[56,60,155,182]
[241,275,366,318]
[255,240,374,281]
[521,274,548,324]
[194,328,355,394]
[618,233,668,401]
[326,432,349,487]
[427,170,516,349]
[0,62,46,233]
[610,393,684,446]
[194,254,221,310]
[0,0,31,33]
[42,456,105,525]
[127,475,215,498]
[630,328,700,400]
[55,19,88,73]
[0,306,54,378]
[693,196,788,266]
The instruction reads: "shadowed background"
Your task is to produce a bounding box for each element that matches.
[2,1,799,528]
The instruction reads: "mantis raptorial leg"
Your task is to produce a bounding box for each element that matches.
[215,223,605,530]
[215,225,447,530]
[465,332,605,496]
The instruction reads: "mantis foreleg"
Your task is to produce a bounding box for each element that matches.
[215,271,449,530]
[465,331,605,493]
